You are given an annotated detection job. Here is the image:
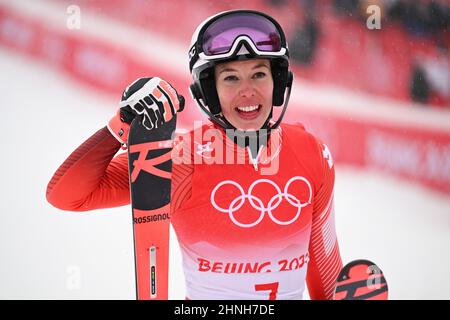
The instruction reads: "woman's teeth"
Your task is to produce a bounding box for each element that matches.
[236,105,260,112]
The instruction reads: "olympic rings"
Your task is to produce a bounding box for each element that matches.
[210,176,312,228]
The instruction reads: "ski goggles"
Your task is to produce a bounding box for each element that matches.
[189,10,288,71]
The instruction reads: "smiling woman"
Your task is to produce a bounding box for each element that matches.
[215,59,274,131]
[47,9,343,300]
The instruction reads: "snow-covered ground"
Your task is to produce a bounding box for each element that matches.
[1,47,449,299]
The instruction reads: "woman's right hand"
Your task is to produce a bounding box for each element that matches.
[108,77,185,145]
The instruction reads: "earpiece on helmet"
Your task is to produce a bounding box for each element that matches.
[271,58,290,107]
[189,83,201,101]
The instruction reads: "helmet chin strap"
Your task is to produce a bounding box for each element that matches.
[193,83,292,157]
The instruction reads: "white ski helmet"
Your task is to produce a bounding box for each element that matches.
[188,10,293,132]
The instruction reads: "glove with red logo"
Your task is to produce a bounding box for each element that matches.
[107,77,185,146]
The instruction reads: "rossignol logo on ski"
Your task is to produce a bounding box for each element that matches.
[129,140,174,182]
[134,213,171,224]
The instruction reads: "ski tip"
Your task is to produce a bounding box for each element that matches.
[334,259,388,300]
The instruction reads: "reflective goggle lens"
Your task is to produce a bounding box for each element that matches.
[202,13,282,56]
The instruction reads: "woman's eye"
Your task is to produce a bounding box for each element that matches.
[224,75,238,81]
[253,72,266,79]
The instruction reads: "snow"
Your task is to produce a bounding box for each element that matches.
[1,47,449,299]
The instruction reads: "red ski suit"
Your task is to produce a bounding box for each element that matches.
[47,122,342,300]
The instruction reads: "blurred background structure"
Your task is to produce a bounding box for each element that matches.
[0,0,449,299]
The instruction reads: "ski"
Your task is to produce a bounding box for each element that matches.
[127,115,177,300]
[334,259,388,300]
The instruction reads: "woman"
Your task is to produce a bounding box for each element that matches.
[47,10,342,300]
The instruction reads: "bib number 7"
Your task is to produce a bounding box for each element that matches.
[255,282,279,300]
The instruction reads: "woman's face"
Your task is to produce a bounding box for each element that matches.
[215,58,273,131]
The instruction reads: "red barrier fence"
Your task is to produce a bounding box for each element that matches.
[1,4,449,195]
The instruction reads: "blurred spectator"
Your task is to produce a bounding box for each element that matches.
[386,0,450,37]
[410,63,430,104]
[410,48,450,107]
[289,0,319,65]
[290,16,319,65]
[428,0,450,33]
[333,0,361,17]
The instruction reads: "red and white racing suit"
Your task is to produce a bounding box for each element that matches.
[47,122,342,300]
